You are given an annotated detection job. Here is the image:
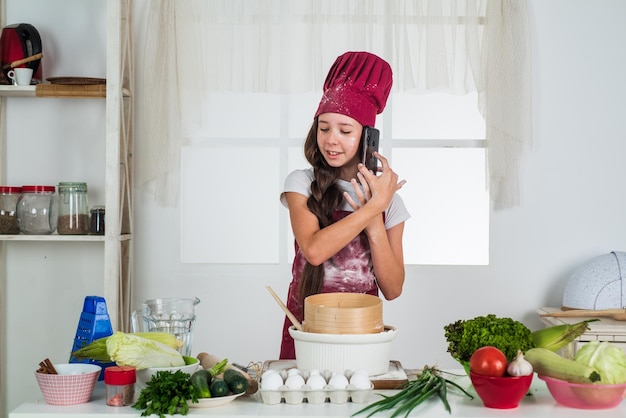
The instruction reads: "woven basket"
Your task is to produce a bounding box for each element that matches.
[303,293,383,334]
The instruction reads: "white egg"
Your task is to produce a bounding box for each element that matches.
[328,373,349,389]
[287,368,303,376]
[350,373,372,389]
[306,373,327,390]
[285,374,305,390]
[261,371,284,390]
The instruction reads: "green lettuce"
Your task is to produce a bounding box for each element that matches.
[574,341,626,384]
[106,331,185,370]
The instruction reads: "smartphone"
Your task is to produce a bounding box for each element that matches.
[361,126,380,173]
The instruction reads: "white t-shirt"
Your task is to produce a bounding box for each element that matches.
[280,168,410,229]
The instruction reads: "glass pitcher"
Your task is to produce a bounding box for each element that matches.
[131,297,200,357]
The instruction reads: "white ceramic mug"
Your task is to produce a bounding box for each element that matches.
[7,68,33,86]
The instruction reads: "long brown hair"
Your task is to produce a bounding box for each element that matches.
[297,118,364,305]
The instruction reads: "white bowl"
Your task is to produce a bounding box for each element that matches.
[288,325,397,375]
[136,356,199,388]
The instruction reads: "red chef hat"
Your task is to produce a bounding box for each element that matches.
[314,51,393,127]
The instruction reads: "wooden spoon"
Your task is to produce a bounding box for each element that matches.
[2,53,43,73]
[265,286,304,331]
[9,52,43,69]
[540,309,626,321]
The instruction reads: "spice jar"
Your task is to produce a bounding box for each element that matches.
[0,186,21,234]
[57,182,89,235]
[90,206,105,235]
[16,185,58,234]
[104,366,136,406]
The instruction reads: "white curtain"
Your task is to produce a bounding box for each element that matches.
[134,0,531,209]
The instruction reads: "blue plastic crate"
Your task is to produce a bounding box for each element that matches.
[69,296,115,379]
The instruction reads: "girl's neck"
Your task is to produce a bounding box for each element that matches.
[338,163,359,182]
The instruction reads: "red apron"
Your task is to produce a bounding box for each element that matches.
[279,210,378,359]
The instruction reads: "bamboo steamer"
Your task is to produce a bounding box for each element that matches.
[303,293,383,334]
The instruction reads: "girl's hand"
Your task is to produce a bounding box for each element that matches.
[346,152,405,211]
[344,171,371,211]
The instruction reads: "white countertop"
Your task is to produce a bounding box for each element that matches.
[10,370,626,417]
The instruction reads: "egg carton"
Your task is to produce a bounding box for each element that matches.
[259,368,374,405]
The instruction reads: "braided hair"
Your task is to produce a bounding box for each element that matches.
[296,118,364,306]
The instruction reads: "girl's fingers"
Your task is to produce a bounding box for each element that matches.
[374,152,389,168]
[356,172,372,197]
[351,178,369,205]
[343,191,359,210]
[372,152,407,190]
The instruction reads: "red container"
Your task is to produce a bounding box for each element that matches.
[104,366,136,406]
[470,371,533,409]
[0,23,43,84]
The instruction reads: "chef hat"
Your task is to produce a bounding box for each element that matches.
[314,51,393,127]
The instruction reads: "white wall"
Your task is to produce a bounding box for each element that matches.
[3,0,626,416]
[134,0,626,368]
[1,1,108,417]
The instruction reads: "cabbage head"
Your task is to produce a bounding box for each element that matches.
[574,341,626,384]
[106,331,185,370]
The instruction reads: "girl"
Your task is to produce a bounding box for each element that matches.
[279,51,410,359]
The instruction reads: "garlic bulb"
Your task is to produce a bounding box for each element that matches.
[507,350,533,376]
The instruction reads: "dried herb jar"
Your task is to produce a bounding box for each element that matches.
[16,185,58,234]
[104,366,136,406]
[0,186,21,234]
[57,182,89,235]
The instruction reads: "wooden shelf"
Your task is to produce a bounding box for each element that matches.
[0,85,36,97]
[0,233,131,242]
[0,84,130,98]
[37,83,106,98]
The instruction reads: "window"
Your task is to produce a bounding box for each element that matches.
[180,90,488,265]
[138,0,531,266]
[390,92,488,265]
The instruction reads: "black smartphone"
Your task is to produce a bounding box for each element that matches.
[361,126,380,173]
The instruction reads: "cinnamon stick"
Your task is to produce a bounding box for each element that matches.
[37,358,58,374]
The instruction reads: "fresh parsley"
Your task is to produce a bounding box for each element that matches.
[133,370,198,417]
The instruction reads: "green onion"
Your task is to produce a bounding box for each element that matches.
[352,366,473,417]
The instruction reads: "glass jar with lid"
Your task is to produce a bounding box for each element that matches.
[90,205,105,235]
[0,186,21,234]
[16,185,58,234]
[104,366,136,406]
[57,182,89,235]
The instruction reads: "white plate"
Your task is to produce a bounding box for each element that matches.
[187,392,244,408]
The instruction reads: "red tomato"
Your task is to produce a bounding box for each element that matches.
[469,346,508,377]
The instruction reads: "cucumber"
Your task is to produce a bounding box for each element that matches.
[190,369,212,398]
[525,347,602,383]
[224,369,249,394]
[210,378,230,397]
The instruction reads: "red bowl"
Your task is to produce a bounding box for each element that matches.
[539,375,626,409]
[470,371,533,409]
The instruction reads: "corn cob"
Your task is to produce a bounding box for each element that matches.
[524,347,601,383]
[532,319,597,352]
[71,332,182,361]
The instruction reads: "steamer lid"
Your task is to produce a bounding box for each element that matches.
[562,251,626,310]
